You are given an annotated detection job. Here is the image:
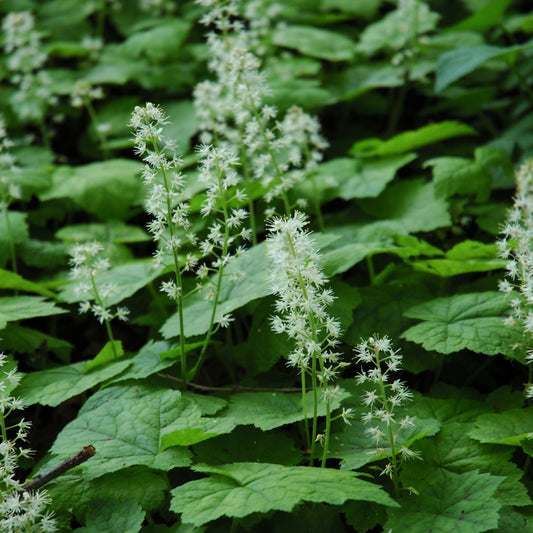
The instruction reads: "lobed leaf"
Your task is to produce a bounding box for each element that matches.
[40,383,193,480]
[41,159,143,219]
[385,471,504,533]
[435,41,533,92]
[469,408,533,446]
[272,25,356,62]
[170,462,398,526]
[17,359,130,407]
[0,296,66,329]
[402,291,523,356]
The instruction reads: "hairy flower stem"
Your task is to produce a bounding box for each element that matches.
[243,82,291,214]
[236,128,258,245]
[287,232,329,466]
[300,371,311,453]
[191,159,231,382]
[85,99,109,158]
[374,346,400,496]
[149,135,188,386]
[89,272,118,358]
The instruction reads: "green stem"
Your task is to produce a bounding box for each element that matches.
[191,156,232,381]
[286,232,324,465]
[86,100,110,158]
[300,371,311,453]
[151,135,187,387]
[89,272,118,359]
[320,398,331,468]
[237,125,258,245]
[243,79,291,215]
[375,347,400,496]
[385,70,409,138]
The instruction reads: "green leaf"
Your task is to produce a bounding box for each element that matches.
[298,154,416,203]
[112,340,176,383]
[359,179,451,233]
[221,389,349,431]
[334,60,436,100]
[401,421,531,507]
[41,159,143,219]
[170,462,398,527]
[321,0,381,18]
[344,281,432,346]
[160,400,236,449]
[351,121,477,157]
[18,239,67,269]
[56,221,150,244]
[0,324,72,361]
[0,296,66,329]
[425,156,492,200]
[402,292,523,356]
[0,211,29,268]
[410,241,505,277]
[161,100,199,154]
[329,407,439,470]
[16,359,130,407]
[79,498,145,533]
[357,1,439,56]
[84,340,124,373]
[435,40,533,92]
[47,467,167,519]
[161,235,336,339]
[41,384,192,480]
[60,260,163,306]
[469,408,533,445]
[447,0,513,32]
[0,269,55,297]
[385,471,504,533]
[120,20,191,63]
[272,25,356,62]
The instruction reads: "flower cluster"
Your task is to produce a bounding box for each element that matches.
[69,241,129,324]
[2,11,57,122]
[194,0,328,217]
[267,212,342,379]
[70,80,104,109]
[195,142,250,305]
[354,336,418,483]
[497,159,533,397]
[0,353,57,532]
[130,102,196,300]
[267,212,345,465]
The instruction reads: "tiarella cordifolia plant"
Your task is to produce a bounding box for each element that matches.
[194,0,328,239]
[130,102,193,383]
[267,211,347,466]
[497,159,533,398]
[69,241,129,359]
[130,102,251,383]
[354,335,418,496]
[2,11,56,142]
[0,353,56,533]
[193,141,251,376]
[69,80,109,156]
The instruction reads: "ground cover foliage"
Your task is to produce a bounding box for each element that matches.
[1,0,533,531]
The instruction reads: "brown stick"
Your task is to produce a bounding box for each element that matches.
[157,373,310,393]
[22,445,96,492]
